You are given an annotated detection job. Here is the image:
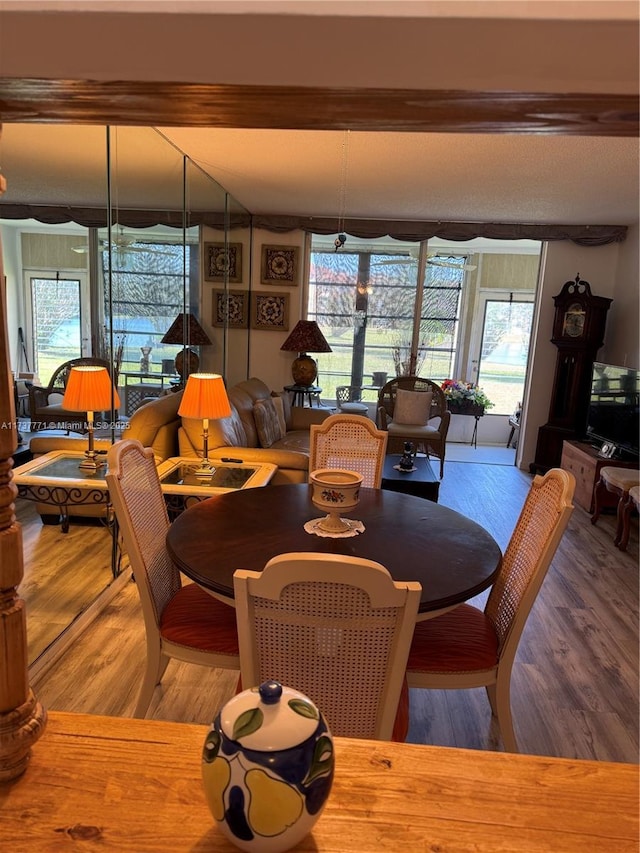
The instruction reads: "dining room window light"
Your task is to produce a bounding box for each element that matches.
[101,239,196,373]
[307,238,465,402]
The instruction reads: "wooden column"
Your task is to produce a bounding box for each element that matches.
[0,137,47,781]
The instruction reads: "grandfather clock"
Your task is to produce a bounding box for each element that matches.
[532,274,611,473]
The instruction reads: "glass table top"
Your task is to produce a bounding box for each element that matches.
[23,454,110,481]
[160,464,256,489]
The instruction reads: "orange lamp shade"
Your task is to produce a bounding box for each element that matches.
[62,366,121,411]
[178,373,232,420]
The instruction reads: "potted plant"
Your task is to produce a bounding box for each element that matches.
[441,379,494,416]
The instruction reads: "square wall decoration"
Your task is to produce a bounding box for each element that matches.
[212,290,249,328]
[260,244,300,286]
[251,292,290,331]
[204,242,243,283]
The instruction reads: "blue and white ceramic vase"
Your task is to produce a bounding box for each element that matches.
[202,680,335,852]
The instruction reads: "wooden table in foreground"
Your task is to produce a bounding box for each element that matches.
[2,712,637,852]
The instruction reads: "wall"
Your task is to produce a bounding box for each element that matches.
[247,227,307,392]
[601,223,639,369]
[519,237,635,471]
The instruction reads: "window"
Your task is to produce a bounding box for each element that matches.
[308,238,465,401]
[101,237,196,374]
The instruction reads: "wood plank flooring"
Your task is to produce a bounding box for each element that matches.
[23,460,639,762]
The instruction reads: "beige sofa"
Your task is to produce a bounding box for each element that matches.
[179,377,332,484]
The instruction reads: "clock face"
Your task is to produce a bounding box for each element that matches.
[562,302,586,338]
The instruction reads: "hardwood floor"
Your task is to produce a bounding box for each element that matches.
[24,460,639,762]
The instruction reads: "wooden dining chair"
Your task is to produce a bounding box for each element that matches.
[309,413,388,488]
[106,439,240,718]
[234,552,421,741]
[405,468,575,752]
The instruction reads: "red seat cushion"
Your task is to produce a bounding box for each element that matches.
[407,604,498,673]
[160,583,239,656]
[392,677,409,741]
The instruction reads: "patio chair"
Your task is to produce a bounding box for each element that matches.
[309,412,388,488]
[106,439,240,717]
[377,376,450,478]
[335,385,369,416]
[405,468,575,752]
[234,552,421,740]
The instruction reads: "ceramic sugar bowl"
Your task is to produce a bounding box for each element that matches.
[202,680,335,852]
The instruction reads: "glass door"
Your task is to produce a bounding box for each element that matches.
[26,272,90,385]
[469,291,535,416]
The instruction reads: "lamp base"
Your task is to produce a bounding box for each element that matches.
[191,460,216,479]
[175,348,200,381]
[291,354,318,387]
[78,453,106,472]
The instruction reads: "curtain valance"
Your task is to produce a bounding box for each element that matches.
[0,204,627,246]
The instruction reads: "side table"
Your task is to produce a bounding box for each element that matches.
[284,384,323,407]
[156,457,277,518]
[13,451,121,577]
[381,454,440,502]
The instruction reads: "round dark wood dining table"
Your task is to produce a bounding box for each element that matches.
[166,484,502,617]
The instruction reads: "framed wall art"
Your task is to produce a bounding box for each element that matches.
[251,291,290,331]
[204,242,243,283]
[211,289,249,328]
[260,244,300,286]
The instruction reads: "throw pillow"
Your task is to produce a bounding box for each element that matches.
[271,395,287,437]
[254,397,286,448]
[393,388,433,425]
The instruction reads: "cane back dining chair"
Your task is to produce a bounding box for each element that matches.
[377,376,450,478]
[309,413,388,488]
[234,552,421,741]
[405,468,575,753]
[106,439,240,718]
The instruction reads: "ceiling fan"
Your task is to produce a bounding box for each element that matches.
[72,230,179,256]
[372,255,477,272]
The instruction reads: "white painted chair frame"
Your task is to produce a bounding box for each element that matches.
[106,439,240,717]
[234,552,421,741]
[406,468,575,752]
[309,413,388,488]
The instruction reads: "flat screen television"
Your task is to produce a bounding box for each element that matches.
[585,362,639,459]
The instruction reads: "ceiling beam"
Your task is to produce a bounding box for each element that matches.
[0,79,637,137]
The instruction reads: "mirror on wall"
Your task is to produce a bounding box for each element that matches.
[0,122,251,667]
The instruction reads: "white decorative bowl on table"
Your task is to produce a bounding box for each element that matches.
[309,468,363,534]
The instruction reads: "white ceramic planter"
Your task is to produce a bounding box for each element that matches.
[309,468,363,533]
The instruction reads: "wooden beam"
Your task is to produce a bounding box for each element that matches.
[0,79,637,136]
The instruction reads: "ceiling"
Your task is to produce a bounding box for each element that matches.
[0,3,638,229]
[1,124,637,229]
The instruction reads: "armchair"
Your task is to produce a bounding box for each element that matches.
[28,356,112,432]
[377,376,450,478]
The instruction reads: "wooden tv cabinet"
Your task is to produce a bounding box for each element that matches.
[560,440,638,513]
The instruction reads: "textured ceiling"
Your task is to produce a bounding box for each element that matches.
[1,124,638,228]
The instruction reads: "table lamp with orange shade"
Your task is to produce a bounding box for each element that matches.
[178,373,232,478]
[62,365,120,472]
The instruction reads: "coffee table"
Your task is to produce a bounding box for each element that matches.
[156,457,277,518]
[167,484,502,618]
[381,453,440,502]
